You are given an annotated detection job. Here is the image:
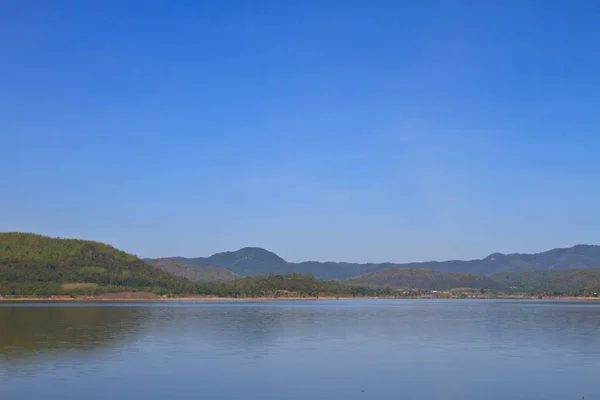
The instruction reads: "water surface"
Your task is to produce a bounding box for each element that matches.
[1,299,599,399]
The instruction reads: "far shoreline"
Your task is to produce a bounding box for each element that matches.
[1,293,600,302]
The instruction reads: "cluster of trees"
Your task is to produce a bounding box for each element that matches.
[192,273,395,298]
[346,268,510,291]
[491,269,600,294]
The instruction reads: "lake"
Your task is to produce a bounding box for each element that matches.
[1,299,599,400]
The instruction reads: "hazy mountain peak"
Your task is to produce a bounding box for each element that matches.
[214,247,286,264]
[484,253,505,261]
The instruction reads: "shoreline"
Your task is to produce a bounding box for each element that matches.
[1,294,600,302]
[0,296,367,302]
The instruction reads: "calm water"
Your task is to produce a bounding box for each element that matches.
[1,300,599,400]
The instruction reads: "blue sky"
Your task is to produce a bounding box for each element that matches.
[1,1,599,262]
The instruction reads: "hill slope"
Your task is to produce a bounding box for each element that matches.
[149,258,239,283]
[347,269,509,291]
[491,269,600,293]
[154,244,600,280]
[0,233,198,295]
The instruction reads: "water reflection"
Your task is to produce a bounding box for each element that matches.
[1,300,600,400]
[0,304,144,378]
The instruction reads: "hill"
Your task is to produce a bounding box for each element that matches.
[491,269,600,294]
[154,244,600,280]
[0,233,199,296]
[148,258,239,283]
[347,269,510,291]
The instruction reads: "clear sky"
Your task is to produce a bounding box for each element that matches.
[1,1,599,263]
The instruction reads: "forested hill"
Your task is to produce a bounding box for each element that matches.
[491,269,600,294]
[154,244,600,280]
[0,232,199,295]
[346,269,510,291]
[346,268,600,294]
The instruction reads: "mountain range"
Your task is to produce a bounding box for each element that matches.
[3,232,600,295]
[150,244,600,280]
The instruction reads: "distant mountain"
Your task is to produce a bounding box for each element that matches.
[173,247,290,276]
[148,258,239,283]
[347,269,509,291]
[152,244,600,280]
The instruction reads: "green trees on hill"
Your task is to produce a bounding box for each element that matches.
[491,269,600,294]
[194,273,392,298]
[346,268,510,291]
[0,233,199,296]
